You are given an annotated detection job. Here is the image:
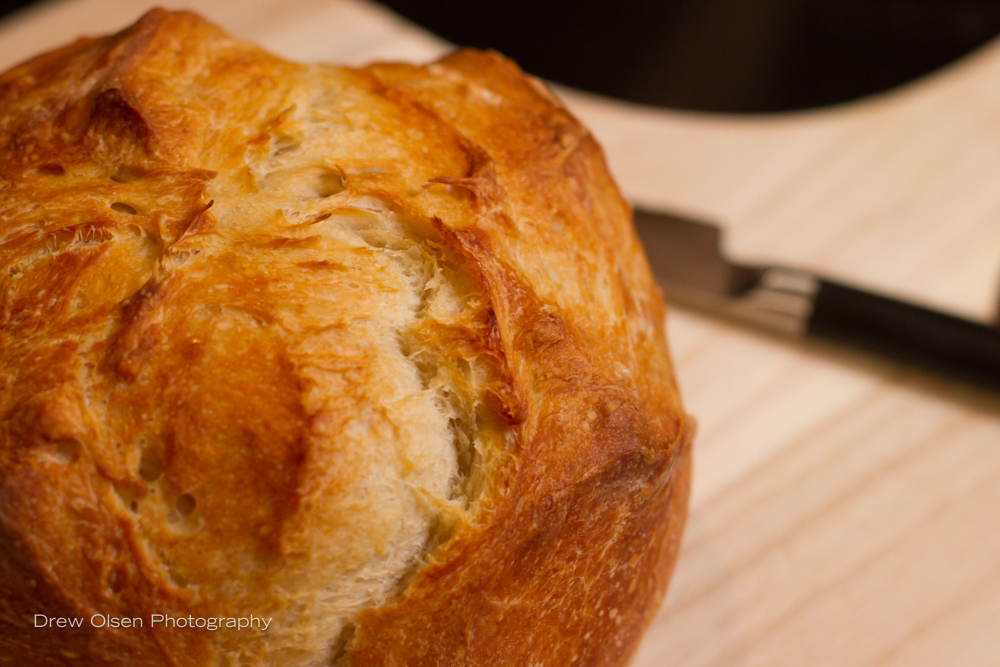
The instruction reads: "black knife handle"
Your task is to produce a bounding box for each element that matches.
[807,279,1000,390]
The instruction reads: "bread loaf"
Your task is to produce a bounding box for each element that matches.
[0,9,692,666]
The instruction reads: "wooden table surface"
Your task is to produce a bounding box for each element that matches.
[4,1,1000,665]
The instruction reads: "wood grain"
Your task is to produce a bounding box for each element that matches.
[3,2,1000,665]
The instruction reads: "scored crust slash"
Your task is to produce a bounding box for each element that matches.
[0,8,693,667]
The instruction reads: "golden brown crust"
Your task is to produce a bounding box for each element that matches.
[0,9,693,667]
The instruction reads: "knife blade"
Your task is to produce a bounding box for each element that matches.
[633,208,1000,391]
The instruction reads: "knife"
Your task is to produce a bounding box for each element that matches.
[633,208,1000,391]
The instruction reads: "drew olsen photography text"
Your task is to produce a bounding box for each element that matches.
[35,614,272,631]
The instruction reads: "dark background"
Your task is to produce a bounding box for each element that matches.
[380,0,1000,112]
[3,0,1000,112]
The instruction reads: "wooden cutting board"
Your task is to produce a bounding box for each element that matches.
[3,1,1000,665]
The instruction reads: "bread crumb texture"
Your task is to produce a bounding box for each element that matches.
[0,9,692,667]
